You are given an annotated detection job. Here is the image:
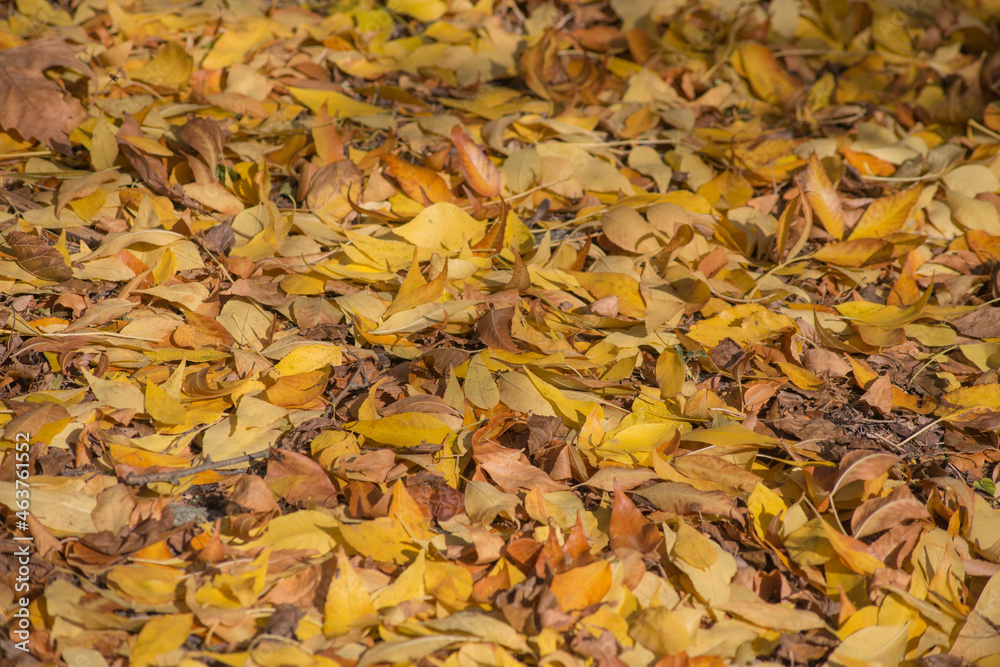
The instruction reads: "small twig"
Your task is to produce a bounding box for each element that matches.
[326,363,367,417]
[895,414,951,450]
[124,450,271,485]
[909,345,957,387]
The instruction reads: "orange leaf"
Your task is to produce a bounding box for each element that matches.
[381,153,454,205]
[731,42,802,108]
[549,559,611,612]
[842,146,895,177]
[451,125,501,198]
[610,480,662,555]
[313,101,345,166]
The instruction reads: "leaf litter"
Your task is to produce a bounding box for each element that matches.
[1,1,1000,666]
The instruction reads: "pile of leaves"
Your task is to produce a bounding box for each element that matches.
[2,0,1000,665]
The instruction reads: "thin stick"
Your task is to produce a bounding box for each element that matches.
[124,450,270,485]
[330,362,366,410]
[895,414,951,450]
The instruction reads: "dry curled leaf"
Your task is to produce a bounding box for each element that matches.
[4,231,73,282]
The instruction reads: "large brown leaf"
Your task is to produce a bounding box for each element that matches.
[0,39,94,154]
[4,231,73,282]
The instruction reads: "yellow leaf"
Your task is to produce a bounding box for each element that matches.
[592,422,679,467]
[828,623,909,666]
[339,516,418,564]
[343,230,416,271]
[351,412,454,449]
[381,154,454,205]
[394,202,486,251]
[130,41,192,91]
[524,367,597,428]
[383,255,448,318]
[273,343,342,377]
[373,550,427,609]
[571,271,646,319]
[288,86,384,117]
[778,362,825,390]
[106,564,183,606]
[425,560,473,610]
[668,531,738,604]
[813,238,894,267]
[822,522,884,575]
[150,247,177,285]
[686,303,796,348]
[656,347,685,398]
[251,510,339,554]
[118,131,175,156]
[465,352,500,409]
[91,113,119,172]
[280,273,327,295]
[496,371,558,417]
[681,423,780,448]
[0,481,97,536]
[629,607,692,655]
[68,187,106,222]
[387,0,447,21]
[803,153,845,239]
[131,613,193,667]
[324,548,377,636]
[144,380,186,425]
[940,384,1000,423]
[83,368,143,412]
[601,205,660,254]
[846,356,878,390]
[834,283,932,328]
[672,519,718,569]
[848,185,923,240]
[202,17,272,69]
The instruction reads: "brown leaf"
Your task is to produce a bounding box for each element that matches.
[380,394,462,418]
[474,441,568,493]
[830,450,902,499]
[229,475,281,514]
[0,39,95,154]
[266,449,339,508]
[4,231,73,282]
[950,308,1000,339]
[116,115,204,210]
[851,485,931,539]
[635,482,736,518]
[2,401,71,442]
[306,158,364,218]
[859,375,893,415]
[177,116,229,173]
[503,247,531,293]
[670,454,761,494]
[475,307,520,352]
